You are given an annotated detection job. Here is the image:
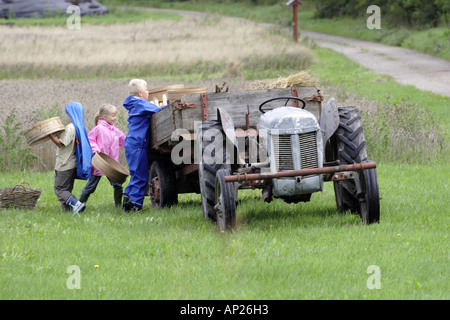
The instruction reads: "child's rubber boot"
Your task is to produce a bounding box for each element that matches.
[114,189,123,207]
[122,195,132,212]
[66,195,86,214]
[79,192,89,203]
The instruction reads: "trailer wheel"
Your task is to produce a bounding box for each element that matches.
[149,159,178,208]
[333,107,379,223]
[215,168,236,232]
[198,121,230,221]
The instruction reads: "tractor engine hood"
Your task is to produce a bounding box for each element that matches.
[257,107,319,133]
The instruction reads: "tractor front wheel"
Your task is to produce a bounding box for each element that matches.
[198,120,230,221]
[215,168,236,232]
[359,163,380,224]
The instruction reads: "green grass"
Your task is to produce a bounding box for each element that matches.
[1,163,448,299]
[0,7,181,26]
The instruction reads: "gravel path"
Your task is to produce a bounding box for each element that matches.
[301,30,450,97]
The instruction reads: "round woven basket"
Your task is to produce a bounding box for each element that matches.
[24,117,65,146]
[92,152,129,184]
[148,84,185,102]
[167,87,207,101]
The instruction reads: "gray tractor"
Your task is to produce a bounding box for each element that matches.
[197,96,380,231]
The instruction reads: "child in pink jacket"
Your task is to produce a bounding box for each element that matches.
[79,103,126,207]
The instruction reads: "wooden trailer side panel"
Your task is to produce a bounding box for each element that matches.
[151,87,322,147]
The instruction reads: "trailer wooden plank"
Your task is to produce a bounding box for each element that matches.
[151,87,321,148]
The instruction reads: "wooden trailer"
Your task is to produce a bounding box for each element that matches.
[146,86,323,207]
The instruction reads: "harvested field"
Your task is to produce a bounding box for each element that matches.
[0,77,250,171]
[0,78,250,127]
[0,14,314,78]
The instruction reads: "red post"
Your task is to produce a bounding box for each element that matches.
[287,1,302,42]
[293,4,298,42]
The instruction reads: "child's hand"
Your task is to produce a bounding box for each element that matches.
[49,133,63,148]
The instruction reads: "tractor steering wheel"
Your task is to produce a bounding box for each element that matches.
[258,96,306,114]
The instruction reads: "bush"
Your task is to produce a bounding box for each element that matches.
[313,0,449,28]
[0,109,40,172]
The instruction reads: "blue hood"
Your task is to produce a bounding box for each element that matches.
[65,102,92,180]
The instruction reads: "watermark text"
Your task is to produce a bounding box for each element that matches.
[66,5,81,30]
[367,5,381,29]
[366,265,381,289]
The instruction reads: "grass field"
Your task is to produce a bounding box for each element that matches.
[0,163,448,299]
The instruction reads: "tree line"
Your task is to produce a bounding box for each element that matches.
[166,0,449,27]
[313,0,449,27]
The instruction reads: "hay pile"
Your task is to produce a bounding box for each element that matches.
[244,71,317,91]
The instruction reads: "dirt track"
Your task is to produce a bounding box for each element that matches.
[301,30,450,97]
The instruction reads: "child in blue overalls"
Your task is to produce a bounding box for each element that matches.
[122,79,169,212]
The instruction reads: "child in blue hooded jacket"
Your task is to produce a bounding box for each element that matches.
[49,102,92,214]
[122,79,169,211]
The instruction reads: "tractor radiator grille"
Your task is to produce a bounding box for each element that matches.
[273,135,293,171]
[298,132,318,169]
[273,132,318,172]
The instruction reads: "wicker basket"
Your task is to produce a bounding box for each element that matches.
[0,181,42,209]
[148,84,185,102]
[92,152,129,184]
[24,117,65,146]
[167,87,207,101]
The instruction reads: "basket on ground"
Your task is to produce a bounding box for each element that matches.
[92,152,129,184]
[0,181,42,209]
[24,117,65,146]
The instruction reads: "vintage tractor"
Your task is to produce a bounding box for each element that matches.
[147,86,380,231]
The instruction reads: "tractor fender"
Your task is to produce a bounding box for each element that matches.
[320,97,340,143]
[216,107,245,165]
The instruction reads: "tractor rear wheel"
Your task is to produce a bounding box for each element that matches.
[333,107,380,224]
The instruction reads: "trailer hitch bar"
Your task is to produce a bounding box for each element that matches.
[224,161,376,183]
